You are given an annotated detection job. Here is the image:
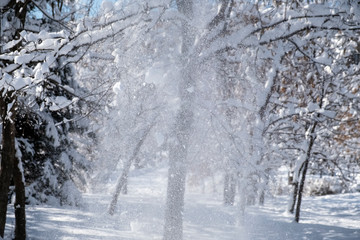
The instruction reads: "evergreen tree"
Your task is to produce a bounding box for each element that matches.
[0,0,92,237]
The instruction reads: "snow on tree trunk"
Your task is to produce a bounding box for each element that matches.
[163,65,194,240]
[163,1,194,240]
[163,142,188,240]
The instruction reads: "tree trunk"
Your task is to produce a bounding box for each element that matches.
[163,1,194,240]
[108,122,155,215]
[0,94,16,238]
[163,99,194,240]
[259,190,265,206]
[121,181,128,195]
[289,182,298,213]
[223,172,236,206]
[295,160,309,222]
[13,157,26,240]
[108,165,129,215]
[238,183,246,215]
[163,145,187,240]
[294,122,317,222]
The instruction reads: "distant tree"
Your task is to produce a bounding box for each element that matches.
[260,0,360,222]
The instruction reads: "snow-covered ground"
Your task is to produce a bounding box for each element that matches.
[5,168,360,239]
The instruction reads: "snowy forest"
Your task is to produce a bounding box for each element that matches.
[0,0,360,239]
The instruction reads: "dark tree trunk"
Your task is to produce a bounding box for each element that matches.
[0,94,16,238]
[13,157,26,240]
[295,159,310,222]
[259,190,265,206]
[289,182,298,214]
[294,122,317,222]
[0,2,27,237]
